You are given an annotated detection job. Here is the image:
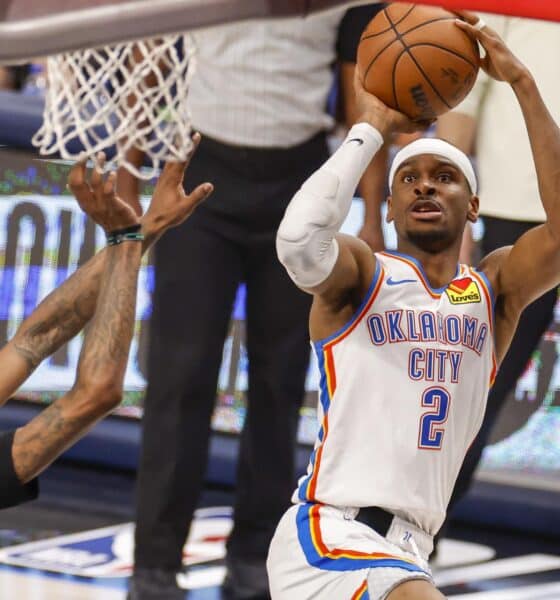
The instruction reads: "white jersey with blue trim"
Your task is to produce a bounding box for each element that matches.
[295,251,496,535]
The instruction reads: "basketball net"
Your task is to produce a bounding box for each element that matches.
[32,34,196,179]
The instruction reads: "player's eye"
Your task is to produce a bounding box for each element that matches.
[402,174,416,183]
[437,172,452,183]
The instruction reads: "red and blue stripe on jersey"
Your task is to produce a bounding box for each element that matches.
[297,260,384,502]
[296,503,428,574]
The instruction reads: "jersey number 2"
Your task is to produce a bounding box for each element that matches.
[418,386,450,450]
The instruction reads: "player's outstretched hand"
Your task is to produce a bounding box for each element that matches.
[353,68,433,138]
[143,132,214,232]
[454,11,529,86]
[68,152,140,233]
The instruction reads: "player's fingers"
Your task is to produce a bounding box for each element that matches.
[103,171,117,198]
[72,191,92,215]
[353,67,371,99]
[181,132,202,173]
[455,17,492,42]
[186,182,213,208]
[159,160,187,189]
[90,152,106,192]
[188,131,201,159]
[160,135,201,185]
[479,53,493,75]
[451,9,481,25]
[68,179,92,203]
[67,154,90,194]
[353,65,362,87]
[392,109,429,134]
[454,19,480,38]
[68,181,95,216]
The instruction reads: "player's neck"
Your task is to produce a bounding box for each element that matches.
[395,242,460,289]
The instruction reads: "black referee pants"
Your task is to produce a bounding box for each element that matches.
[447,216,557,513]
[134,133,329,571]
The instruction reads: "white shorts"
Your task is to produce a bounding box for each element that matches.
[267,503,433,600]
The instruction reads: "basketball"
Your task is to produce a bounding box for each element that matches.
[357,3,480,121]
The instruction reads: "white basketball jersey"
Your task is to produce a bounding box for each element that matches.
[295,251,496,535]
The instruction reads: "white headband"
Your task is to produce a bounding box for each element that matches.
[388,137,477,195]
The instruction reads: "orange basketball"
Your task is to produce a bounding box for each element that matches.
[357,3,480,121]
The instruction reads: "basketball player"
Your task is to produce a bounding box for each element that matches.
[268,13,560,600]
[433,13,560,556]
[0,143,212,509]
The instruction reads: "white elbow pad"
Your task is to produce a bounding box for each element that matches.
[277,123,383,288]
[277,169,342,288]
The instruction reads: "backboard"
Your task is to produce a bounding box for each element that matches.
[1,0,559,64]
[0,0,369,63]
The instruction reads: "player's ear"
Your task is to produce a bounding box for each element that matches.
[386,196,394,223]
[467,194,479,224]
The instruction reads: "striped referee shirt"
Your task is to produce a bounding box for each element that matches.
[188,10,346,149]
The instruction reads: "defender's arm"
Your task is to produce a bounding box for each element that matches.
[0,143,211,405]
[12,239,142,483]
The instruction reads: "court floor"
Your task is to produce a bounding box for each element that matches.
[0,464,558,599]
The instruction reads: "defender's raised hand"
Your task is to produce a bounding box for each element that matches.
[67,152,140,232]
[455,11,529,85]
[143,132,214,234]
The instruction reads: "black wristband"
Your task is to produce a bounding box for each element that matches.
[106,224,144,246]
[107,224,142,238]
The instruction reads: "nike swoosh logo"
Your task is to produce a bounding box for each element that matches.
[347,138,364,146]
[386,277,416,286]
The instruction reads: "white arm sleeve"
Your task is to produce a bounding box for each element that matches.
[276,122,384,288]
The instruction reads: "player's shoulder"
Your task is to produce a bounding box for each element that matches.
[333,233,376,269]
[311,234,377,318]
[338,233,378,290]
[477,245,513,299]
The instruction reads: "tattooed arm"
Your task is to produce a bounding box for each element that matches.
[0,135,212,404]
[0,220,146,401]
[12,239,142,483]
[9,155,144,484]
[0,151,212,497]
